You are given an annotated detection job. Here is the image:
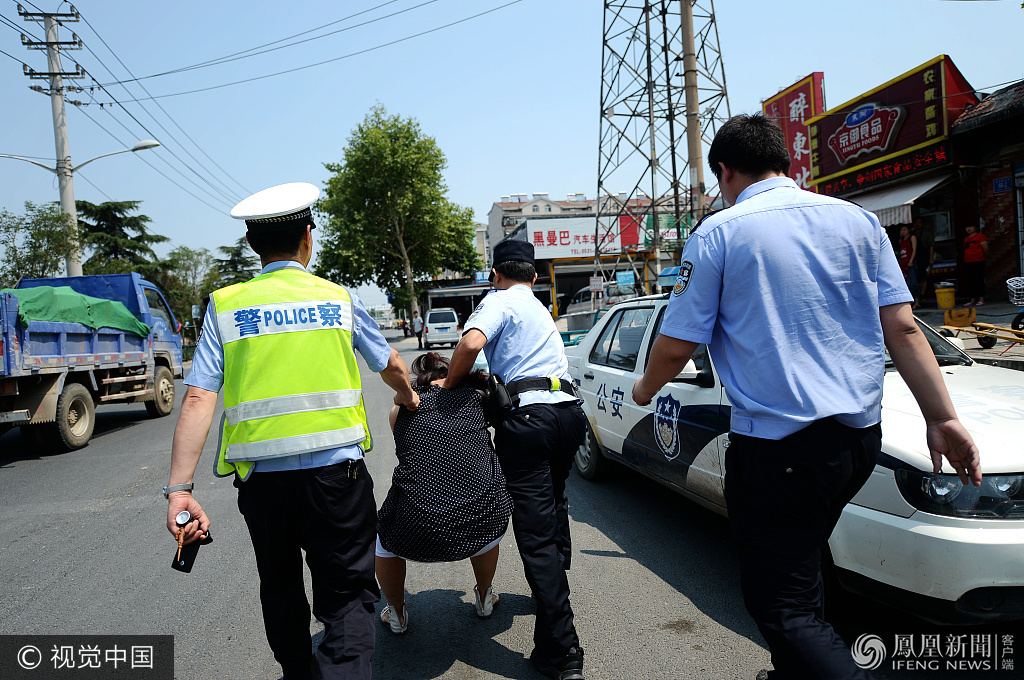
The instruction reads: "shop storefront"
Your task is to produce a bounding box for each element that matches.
[951,80,1024,287]
[807,55,979,292]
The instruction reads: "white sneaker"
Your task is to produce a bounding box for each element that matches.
[381,604,408,633]
[474,586,498,618]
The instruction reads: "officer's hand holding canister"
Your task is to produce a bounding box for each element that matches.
[165,489,211,546]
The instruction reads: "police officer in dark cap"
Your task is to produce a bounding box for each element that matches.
[443,239,588,680]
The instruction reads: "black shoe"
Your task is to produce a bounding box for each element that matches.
[531,647,585,680]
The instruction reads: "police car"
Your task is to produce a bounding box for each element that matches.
[565,295,1024,623]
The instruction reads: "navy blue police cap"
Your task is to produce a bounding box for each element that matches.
[489,239,535,282]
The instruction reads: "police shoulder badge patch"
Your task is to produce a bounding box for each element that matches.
[673,261,694,296]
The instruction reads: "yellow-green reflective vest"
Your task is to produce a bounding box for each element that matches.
[211,267,371,481]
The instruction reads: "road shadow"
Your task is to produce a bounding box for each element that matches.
[567,461,1024,678]
[371,589,540,679]
[566,462,763,648]
[0,406,143,465]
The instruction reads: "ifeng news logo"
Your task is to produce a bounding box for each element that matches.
[852,633,1015,672]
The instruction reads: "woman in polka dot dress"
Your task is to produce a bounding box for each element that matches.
[376,352,513,634]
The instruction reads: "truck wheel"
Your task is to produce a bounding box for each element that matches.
[54,382,95,451]
[146,366,175,417]
[575,422,606,480]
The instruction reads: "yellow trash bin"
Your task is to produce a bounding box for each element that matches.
[935,284,956,310]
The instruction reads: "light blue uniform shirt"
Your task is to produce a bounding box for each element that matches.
[660,177,912,439]
[464,284,575,408]
[185,261,392,470]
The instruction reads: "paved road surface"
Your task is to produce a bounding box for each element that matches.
[1,332,1020,679]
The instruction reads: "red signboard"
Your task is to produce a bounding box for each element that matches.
[808,55,977,190]
[762,72,826,191]
[817,142,950,196]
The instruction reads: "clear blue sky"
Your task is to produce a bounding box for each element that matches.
[2,0,1022,305]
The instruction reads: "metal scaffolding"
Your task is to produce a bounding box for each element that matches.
[595,0,730,292]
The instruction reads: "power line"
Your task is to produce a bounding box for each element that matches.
[76,106,229,215]
[76,48,242,205]
[77,10,251,196]
[5,4,245,205]
[74,169,113,201]
[101,0,419,86]
[64,41,242,206]
[109,0,525,103]
[94,101,235,209]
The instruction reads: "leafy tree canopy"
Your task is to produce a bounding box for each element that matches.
[315,105,480,315]
[0,202,79,288]
[77,200,168,277]
[213,236,259,288]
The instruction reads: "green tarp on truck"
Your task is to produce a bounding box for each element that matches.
[1,285,151,337]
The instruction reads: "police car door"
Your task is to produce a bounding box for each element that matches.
[581,305,655,466]
[624,306,728,509]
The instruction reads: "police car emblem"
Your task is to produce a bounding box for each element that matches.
[673,261,694,296]
[654,393,682,460]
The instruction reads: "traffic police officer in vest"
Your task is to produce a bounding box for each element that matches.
[164,182,419,680]
[443,239,588,680]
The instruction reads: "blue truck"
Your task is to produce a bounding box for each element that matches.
[0,273,183,451]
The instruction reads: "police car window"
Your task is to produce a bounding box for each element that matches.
[144,288,173,328]
[593,307,654,371]
[588,310,623,365]
[429,311,457,324]
[647,307,710,377]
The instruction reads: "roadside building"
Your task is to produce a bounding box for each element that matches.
[951,79,1024,287]
[807,55,980,296]
[488,192,689,318]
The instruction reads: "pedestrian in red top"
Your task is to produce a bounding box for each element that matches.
[962,224,988,306]
[898,224,920,309]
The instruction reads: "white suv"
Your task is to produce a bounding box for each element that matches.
[424,308,461,349]
[565,295,1024,623]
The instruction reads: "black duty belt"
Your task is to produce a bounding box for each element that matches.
[505,376,579,401]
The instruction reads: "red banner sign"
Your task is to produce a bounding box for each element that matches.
[809,55,976,190]
[762,73,825,191]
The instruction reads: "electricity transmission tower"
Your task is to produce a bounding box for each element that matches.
[595,0,729,292]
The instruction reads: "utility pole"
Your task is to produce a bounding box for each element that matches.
[681,1,706,224]
[19,4,86,276]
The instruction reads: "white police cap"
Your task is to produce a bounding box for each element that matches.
[230,182,320,232]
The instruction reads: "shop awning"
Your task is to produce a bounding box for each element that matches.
[847,174,952,227]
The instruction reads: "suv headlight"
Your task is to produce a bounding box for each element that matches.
[894,469,1024,519]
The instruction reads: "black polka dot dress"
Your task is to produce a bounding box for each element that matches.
[377,385,513,563]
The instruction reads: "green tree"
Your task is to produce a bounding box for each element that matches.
[0,202,79,288]
[167,245,214,313]
[316,105,480,318]
[212,236,259,287]
[76,200,168,276]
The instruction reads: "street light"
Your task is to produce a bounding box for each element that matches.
[0,138,161,276]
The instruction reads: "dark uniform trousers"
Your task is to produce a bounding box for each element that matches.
[235,459,379,680]
[725,417,881,680]
[494,400,587,667]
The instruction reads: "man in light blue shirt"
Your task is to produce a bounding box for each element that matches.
[632,115,979,680]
